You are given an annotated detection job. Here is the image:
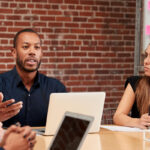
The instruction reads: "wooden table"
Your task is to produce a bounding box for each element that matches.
[33,128,150,150]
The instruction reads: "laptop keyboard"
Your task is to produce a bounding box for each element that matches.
[32,128,45,133]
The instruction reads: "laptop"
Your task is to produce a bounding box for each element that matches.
[48,111,94,150]
[36,92,105,135]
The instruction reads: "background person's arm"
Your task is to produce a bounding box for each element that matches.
[0,125,36,150]
[3,132,29,150]
[113,83,150,129]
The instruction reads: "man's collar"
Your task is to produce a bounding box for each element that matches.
[12,67,40,87]
[12,67,22,86]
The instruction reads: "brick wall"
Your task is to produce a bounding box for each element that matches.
[0,0,136,124]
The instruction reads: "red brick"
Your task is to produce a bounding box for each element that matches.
[48,0,63,3]
[10,3,17,8]
[0,58,14,63]
[6,16,21,20]
[88,87,102,91]
[1,40,8,44]
[27,4,34,8]
[65,58,80,63]
[63,35,77,39]
[14,8,28,13]
[19,4,26,8]
[49,58,64,63]
[81,23,94,28]
[88,52,101,57]
[76,6,83,10]
[0,34,14,38]
[1,3,9,7]
[64,11,78,16]
[80,70,94,74]
[88,18,103,23]
[55,28,69,33]
[80,0,94,5]
[65,70,79,74]
[86,29,100,34]
[72,87,87,92]
[65,23,79,28]
[56,17,72,22]
[72,52,87,57]
[32,0,47,2]
[48,10,62,15]
[0,9,12,13]
[15,0,30,2]
[24,16,39,21]
[73,17,87,22]
[48,22,63,27]
[81,58,95,63]
[79,35,92,40]
[88,64,101,68]
[58,64,72,69]
[80,12,93,16]
[15,22,31,26]
[8,28,22,32]
[32,10,47,15]
[72,64,87,68]
[0,27,7,32]
[68,5,75,9]
[40,64,56,69]
[56,52,71,57]
[71,29,84,34]
[111,2,124,6]
[51,5,59,9]
[64,0,79,4]
[32,22,46,27]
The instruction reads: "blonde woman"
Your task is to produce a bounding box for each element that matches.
[113,44,150,129]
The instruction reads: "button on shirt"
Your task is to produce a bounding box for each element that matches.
[0,67,66,127]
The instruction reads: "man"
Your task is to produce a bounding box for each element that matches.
[0,123,36,150]
[0,29,66,127]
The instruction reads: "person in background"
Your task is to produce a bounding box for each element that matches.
[0,123,36,150]
[113,44,150,129]
[0,28,66,127]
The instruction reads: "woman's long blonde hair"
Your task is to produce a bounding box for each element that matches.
[135,76,150,116]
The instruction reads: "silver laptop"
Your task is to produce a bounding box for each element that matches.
[48,111,94,150]
[36,92,105,135]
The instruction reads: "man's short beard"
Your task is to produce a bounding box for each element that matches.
[16,57,41,72]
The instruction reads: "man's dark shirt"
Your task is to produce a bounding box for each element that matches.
[0,67,66,127]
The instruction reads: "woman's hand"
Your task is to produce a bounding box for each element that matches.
[137,113,150,129]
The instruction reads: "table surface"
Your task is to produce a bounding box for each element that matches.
[33,127,150,150]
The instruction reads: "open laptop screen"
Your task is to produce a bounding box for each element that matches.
[49,112,93,150]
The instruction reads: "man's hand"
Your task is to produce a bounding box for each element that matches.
[0,92,23,122]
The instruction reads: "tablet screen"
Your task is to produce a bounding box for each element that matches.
[49,115,90,150]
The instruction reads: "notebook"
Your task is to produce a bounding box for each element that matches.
[48,111,94,150]
[36,92,105,135]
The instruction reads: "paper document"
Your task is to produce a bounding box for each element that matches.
[101,125,146,132]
